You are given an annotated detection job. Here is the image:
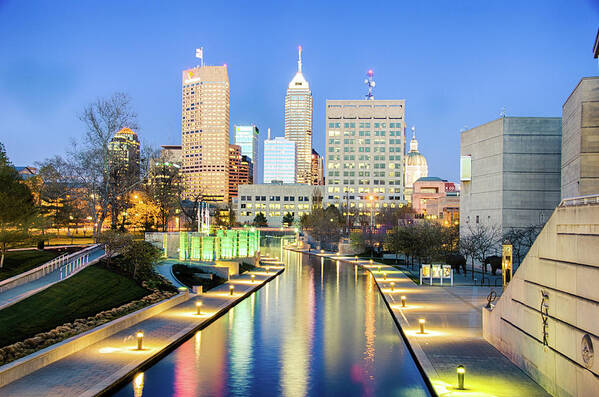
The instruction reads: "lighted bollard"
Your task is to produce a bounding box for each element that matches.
[419,318,426,334]
[369,259,373,265]
[321,249,324,254]
[229,285,235,296]
[401,295,406,307]
[251,274,256,283]
[136,330,144,350]
[383,272,387,280]
[355,256,358,262]
[390,281,395,292]
[266,266,270,274]
[378,266,381,272]
[196,300,203,315]
[457,365,465,389]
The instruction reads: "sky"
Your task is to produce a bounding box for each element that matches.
[0,0,598,183]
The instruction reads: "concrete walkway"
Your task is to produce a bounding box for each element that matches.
[0,248,106,310]
[300,249,550,397]
[0,258,284,397]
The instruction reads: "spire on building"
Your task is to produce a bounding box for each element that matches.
[409,126,419,152]
[298,46,302,73]
[267,128,271,140]
[364,69,375,100]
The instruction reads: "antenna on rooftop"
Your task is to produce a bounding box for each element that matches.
[500,106,507,118]
[364,70,375,100]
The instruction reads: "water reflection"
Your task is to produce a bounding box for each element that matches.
[112,249,430,397]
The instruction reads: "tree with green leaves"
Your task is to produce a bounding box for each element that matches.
[282,212,294,227]
[253,212,268,227]
[0,143,37,268]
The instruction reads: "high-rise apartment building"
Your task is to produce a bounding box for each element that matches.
[324,100,406,218]
[108,127,140,181]
[285,47,313,184]
[264,134,296,184]
[311,148,324,185]
[181,64,230,202]
[234,125,258,180]
[228,144,241,198]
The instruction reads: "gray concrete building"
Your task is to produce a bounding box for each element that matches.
[561,77,599,198]
[324,100,406,218]
[460,117,562,238]
[234,183,324,227]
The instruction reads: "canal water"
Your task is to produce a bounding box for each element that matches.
[112,249,431,397]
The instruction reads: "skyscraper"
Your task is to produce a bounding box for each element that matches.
[324,100,406,218]
[240,155,253,185]
[181,64,230,202]
[108,127,140,181]
[264,129,296,184]
[311,148,324,185]
[228,144,241,198]
[284,46,313,184]
[234,125,258,181]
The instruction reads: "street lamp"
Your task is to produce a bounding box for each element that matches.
[419,318,426,334]
[196,300,203,315]
[136,330,144,350]
[457,365,466,389]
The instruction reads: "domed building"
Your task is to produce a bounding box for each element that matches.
[404,127,428,204]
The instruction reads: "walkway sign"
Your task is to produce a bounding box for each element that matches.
[420,264,453,286]
[502,243,513,288]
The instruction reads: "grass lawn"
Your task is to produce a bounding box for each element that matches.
[0,264,149,347]
[0,249,78,282]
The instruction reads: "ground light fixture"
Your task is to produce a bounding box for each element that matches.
[196,300,203,315]
[457,365,465,389]
[369,259,373,264]
[265,266,270,273]
[321,249,324,254]
[251,274,256,283]
[401,295,407,307]
[136,330,144,350]
[377,265,381,272]
[383,272,387,280]
[229,285,235,296]
[355,256,358,262]
[419,318,426,334]
[390,281,395,291]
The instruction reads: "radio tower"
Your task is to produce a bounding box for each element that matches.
[364,69,375,100]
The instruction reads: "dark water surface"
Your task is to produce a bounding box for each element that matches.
[111,250,431,397]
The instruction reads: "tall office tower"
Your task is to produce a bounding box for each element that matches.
[181,64,230,202]
[240,155,253,185]
[228,144,241,198]
[108,127,141,181]
[234,125,258,180]
[324,100,406,219]
[311,148,324,185]
[264,132,296,184]
[284,46,313,184]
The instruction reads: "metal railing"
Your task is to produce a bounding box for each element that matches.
[559,194,599,207]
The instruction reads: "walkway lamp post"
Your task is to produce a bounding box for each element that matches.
[401,295,406,307]
[251,274,256,283]
[229,285,235,296]
[390,281,395,291]
[383,272,387,280]
[457,365,465,389]
[136,330,144,350]
[196,300,203,315]
[419,318,426,334]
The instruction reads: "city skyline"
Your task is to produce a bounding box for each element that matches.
[1,1,598,184]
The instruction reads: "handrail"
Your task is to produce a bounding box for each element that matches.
[559,194,599,207]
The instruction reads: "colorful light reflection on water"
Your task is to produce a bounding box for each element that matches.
[111,250,430,397]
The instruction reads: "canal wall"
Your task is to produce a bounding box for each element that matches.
[0,291,189,388]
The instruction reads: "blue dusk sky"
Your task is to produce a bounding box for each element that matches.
[0,0,598,183]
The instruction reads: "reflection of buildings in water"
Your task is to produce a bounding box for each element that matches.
[230,299,254,395]
[281,258,315,397]
[174,331,199,397]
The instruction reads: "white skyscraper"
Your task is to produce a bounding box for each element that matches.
[234,125,259,180]
[285,46,313,184]
[263,129,296,184]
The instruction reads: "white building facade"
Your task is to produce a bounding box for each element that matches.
[235,183,324,227]
[324,99,406,218]
[263,136,296,184]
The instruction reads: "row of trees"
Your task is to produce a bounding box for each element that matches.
[384,222,459,264]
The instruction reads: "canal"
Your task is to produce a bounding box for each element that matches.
[112,249,431,396]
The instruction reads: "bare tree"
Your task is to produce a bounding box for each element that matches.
[40,93,152,238]
[462,222,500,281]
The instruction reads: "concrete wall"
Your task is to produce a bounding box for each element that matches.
[562,77,599,198]
[460,117,561,240]
[0,292,189,388]
[483,202,599,397]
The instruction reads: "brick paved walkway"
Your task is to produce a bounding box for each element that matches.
[0,259,284,397]
[301,249,550,397]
